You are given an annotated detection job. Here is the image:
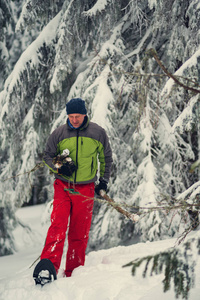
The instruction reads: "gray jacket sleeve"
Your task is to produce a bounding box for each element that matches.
[43,129,59,173]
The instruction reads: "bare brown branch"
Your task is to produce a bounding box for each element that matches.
[147,48,200,94]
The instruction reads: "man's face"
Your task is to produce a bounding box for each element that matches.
[68,113,86,128]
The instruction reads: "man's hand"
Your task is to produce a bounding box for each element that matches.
[57,161,77,177]
[52,151,76,177]
[95,179,108,195]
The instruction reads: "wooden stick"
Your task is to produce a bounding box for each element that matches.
[100,190,140,223]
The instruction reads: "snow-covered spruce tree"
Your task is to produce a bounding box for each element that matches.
[0,0,25,255]
[89,0,200,248]
[0,0,64,255]
[131,50,200,242]
[0,0,199,256]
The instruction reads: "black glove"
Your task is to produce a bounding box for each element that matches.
[58,161,77,177]
[95,179,108,196]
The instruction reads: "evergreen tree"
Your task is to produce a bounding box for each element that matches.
[123,234,199,299]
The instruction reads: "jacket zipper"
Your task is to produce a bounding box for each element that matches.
[91,157,93,173]
[74,130,79,183]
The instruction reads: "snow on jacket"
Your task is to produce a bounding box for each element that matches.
[43,116,113,184]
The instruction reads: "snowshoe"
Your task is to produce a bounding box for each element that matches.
[33,258,57,286]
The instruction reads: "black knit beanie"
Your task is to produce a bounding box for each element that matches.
[66,98,87,115]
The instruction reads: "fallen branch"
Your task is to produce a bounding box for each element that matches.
[2,162,45,182]
[99,190,140,223]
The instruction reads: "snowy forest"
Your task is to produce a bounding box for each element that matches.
[0,0,200,297]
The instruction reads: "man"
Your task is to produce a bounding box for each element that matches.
[33,98,113,284]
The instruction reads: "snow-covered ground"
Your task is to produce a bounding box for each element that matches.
[0,204,200,300]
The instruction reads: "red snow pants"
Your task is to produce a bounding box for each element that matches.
[40,179,94,277]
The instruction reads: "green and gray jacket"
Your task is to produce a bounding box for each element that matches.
[43,116,113,184]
